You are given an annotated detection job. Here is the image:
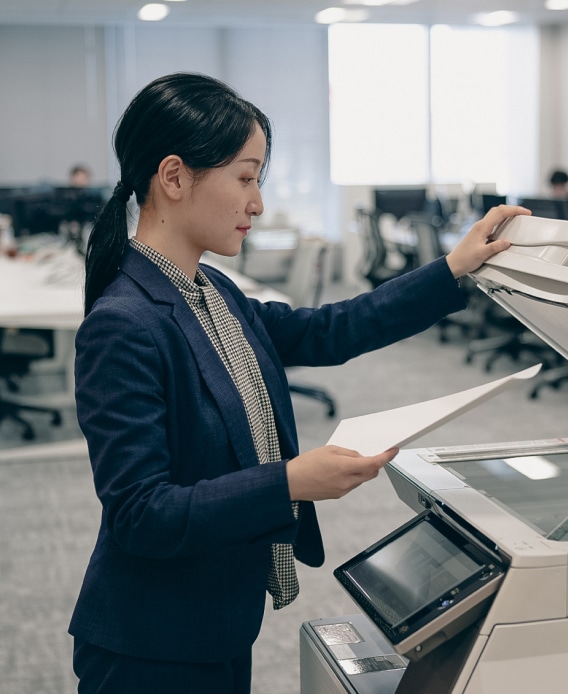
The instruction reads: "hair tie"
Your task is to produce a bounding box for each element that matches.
[113,180,133,204]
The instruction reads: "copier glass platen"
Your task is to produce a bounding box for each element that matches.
[300,215,568,694]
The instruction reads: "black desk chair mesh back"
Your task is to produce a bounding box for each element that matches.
[0,327,63,440]
[284,237,336,418]
[355,208,411,290]
[402,212,483,343]
[404,211,444,266]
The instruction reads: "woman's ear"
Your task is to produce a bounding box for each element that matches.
[157,155,186,201]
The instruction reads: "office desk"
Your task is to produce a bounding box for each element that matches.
[0,248,84,413]
[0,250,291,332]
[0,249,84,330]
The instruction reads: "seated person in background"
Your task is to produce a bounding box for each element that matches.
[68,164,92,188]
[549,169,568,198]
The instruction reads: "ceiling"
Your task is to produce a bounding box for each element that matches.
[1,0,568,28]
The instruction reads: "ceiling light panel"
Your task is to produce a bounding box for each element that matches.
[138,3,170,20]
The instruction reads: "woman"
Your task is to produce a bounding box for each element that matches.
[70,72,528,693]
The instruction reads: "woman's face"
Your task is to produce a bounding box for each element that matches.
[183,124,267,258]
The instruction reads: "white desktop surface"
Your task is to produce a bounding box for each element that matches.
[0,251,84,330]
[0,249,291,332]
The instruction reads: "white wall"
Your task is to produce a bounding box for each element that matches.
[0,25,108,186]
[222,26,335,237]
[102,24,224,185]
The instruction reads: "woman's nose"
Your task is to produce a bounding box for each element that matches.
[248,190,264,217]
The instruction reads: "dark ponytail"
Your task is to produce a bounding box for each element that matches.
[83,72,272,316]
[84,182,132,315]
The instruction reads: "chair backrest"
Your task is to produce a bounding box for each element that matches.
[404,212,445,267]
[0,327,55,379]
[283,236,328,309]
[0,327,54,358]
[355,208,388,281]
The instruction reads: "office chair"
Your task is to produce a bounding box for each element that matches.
[528,362,568,399]
[402,212,487,344]
[355,208,411,290]
[0,327,63,440]
[283,237,336,418]
[463,314,560,373]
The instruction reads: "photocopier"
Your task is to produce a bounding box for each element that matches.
[300,214,568,694]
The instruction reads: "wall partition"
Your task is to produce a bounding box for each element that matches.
[0,25,108,187]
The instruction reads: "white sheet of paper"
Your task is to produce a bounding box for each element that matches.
[327,363,542,456]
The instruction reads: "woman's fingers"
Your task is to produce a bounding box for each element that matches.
[286,445,399,501]
[446,204,531,278]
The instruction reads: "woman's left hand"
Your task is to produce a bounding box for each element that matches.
[446,205,531,278]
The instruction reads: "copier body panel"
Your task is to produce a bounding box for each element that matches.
[301,216,568,693]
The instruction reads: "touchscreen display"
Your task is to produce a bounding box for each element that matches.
[344,519,482,628]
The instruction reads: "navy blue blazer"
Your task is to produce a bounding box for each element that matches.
[69,247,466,663]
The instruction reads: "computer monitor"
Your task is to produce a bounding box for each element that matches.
[374,187,428,220]
[0,187,26,218]
[471,193,508,216]
[517,197,567,220]
[52,186,107,224]
[11,191,59,237]
[11,187,107,237]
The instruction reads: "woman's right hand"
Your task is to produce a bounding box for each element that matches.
[286,445,399,501]
[445,204,530,278]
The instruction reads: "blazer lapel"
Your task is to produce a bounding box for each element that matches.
[119,247,293,469]
[210,277,299,457]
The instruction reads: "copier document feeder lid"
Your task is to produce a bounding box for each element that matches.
[469,214,568,360]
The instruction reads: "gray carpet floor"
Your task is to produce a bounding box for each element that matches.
[1,280,566,693]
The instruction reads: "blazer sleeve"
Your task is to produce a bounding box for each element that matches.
[250,256,467,367]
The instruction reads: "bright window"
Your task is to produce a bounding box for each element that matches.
[329,23,540,195]
[329,23,429,186]
[430,25,539,194]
